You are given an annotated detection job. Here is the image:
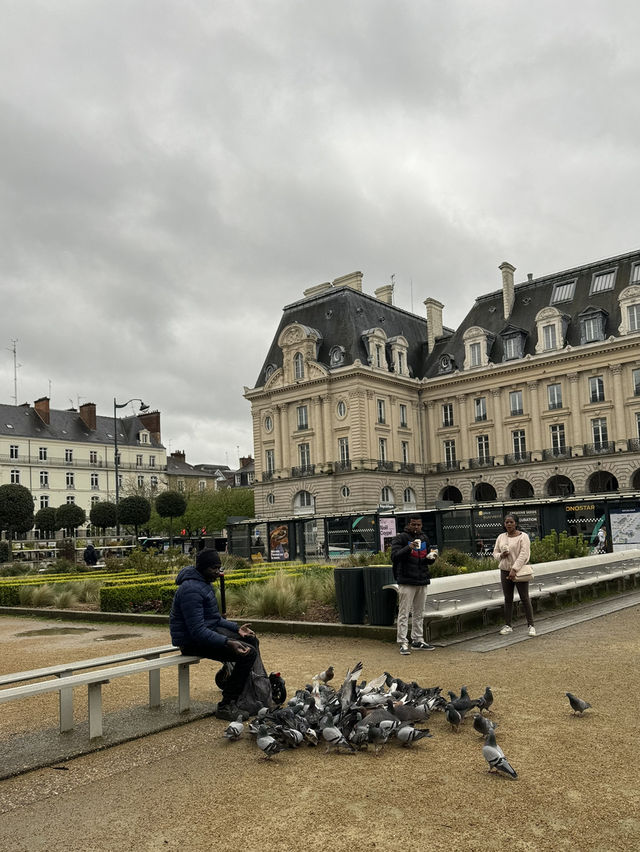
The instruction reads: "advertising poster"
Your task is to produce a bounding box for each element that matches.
[379,517,397,552]
[269,524,289,561]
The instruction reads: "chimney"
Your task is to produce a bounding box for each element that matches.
[333,271,363,292]
[374,284,394,305]
[79,402,97,430]
[138,410,161,443]
[424,298,444,354]
[171,450,186,463]
[499,261,516,319]
[34,396,50,425]
[239,455,253,468]
[303,281,332,298]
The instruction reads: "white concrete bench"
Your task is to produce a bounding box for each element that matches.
[0,645,200,740]
[383,549,640,632]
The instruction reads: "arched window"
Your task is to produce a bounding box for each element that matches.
[381,486,394,505]
[293,490,314,514]
[403,487,416,506]
[293,352,304,380]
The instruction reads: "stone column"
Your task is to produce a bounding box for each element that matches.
[348,390,366,459]
[277,403,290,471]
[425,401,437,465]
[609,364,624,444]
[457,395,470,461]
[491,388,504,457]
[567,372,583,447]
[366,390,376,461]
[527,382,541,454]
[320,394,332,463]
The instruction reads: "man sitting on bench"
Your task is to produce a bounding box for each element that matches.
[169,548,258,721]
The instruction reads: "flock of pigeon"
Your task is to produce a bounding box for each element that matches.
[222,662,592,778]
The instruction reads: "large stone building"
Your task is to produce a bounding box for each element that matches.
[244,251,640,554]
[0,397,166,528]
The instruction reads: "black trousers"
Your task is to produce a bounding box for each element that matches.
[181,631,259,704]
[500,571,534,626]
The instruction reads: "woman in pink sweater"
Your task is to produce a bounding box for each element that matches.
[492,513,536,637]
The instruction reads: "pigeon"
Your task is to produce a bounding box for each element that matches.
[478,686,494,714]
[337,661,363,715]
[223,717,244,741]
[367,724,391,754]
[452,686,481,713]
[396,725,432,748]
[473,714,497,738]
[445,702,463,733]
[256,726,286,759]
[313,666,334,684]
[322,726,356,753]
[566,692,592,715]
[482,729,517,779]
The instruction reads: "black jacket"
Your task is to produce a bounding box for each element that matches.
[169,566,239,649]
[391,530,435,585]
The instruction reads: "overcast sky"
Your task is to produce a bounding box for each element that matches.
[2,1,640,467]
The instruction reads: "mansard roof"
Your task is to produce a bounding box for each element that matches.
[423,248,640,377]
[255,285,433,387]
[0,403,163,448]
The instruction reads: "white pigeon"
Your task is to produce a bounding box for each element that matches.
[223,718,244,741]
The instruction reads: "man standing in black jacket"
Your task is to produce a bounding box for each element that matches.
[391,515,437,654]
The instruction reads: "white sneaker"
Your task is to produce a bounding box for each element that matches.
[528,625,537,637]
[499,625,513,635]
[399,643,410,655]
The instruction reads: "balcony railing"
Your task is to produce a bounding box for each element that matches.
[261,471,274,482]
[377,460,394,471]
[628,438,640,452]
[469,456,494,469]
[542,447,572,461]
[503,451,532,465]
[398,462,416,473]
[334,459,351,472]
[436,460,460,472]
[0,455,166,471]
[583,441,615,456]
[291,464,315,477]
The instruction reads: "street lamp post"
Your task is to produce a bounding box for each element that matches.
[113,397,149,534]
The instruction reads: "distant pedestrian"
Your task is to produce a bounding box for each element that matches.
[596,527,607,554]
[493,513,536,637]
[83,542,98,566]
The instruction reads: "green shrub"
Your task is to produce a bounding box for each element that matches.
[0,541,10,563]
[220,553,252,572]
[0,562,33,577]
[18,586,34,605]
[43,558,79,575]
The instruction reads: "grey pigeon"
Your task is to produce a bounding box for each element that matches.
[223,718,244,741]
[322,726,356,753]
[473,714,497,738]
[445,702,463,732]
[566,692,591,715]
[367,724,391,755]
[256,726,286,759]
[482,729,517,779]
[478,686,494,714]
[396,725,432,748]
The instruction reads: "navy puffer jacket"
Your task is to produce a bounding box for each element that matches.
[169,566,238,649]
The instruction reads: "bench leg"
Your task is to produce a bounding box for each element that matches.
[88,683,104,739]
[59,688,74,733]
[178,663,191,713]
[149,669,161,708]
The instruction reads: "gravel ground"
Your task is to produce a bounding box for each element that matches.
[0,609,639,852]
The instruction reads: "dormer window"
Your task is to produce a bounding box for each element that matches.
[590,268,617,295]
[293,352,304,379]
[387,335,409,376]
[463,327,494,369]
[618,285,640,336]
[500,326,526,362]
[437,353,454,374]
[277,323,323,384]
[361,328,388,371]
[329,345,345,367]
[631,262,640,284]
[535,307,568,354]
[578,306,607,344]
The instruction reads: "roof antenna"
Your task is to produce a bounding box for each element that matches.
[7,339,21,405]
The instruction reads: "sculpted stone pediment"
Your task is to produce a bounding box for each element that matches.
[264,367,285,390]
[278,323,322,348]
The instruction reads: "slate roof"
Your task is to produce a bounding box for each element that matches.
[0,403,163,448]
[422,248,640,378]
[255,285,436,387]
